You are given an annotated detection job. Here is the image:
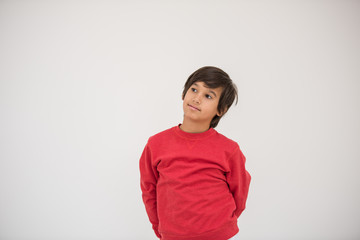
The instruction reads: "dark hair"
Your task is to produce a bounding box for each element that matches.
[182,66,238,128]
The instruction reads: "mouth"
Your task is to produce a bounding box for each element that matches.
[188,104,200,111]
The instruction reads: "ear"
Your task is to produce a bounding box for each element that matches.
[217,107,228,117]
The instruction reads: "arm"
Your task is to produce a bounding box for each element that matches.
[226,144,251,218]
[139,142,161,238]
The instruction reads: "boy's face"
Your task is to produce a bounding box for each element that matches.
[182,81,223,126]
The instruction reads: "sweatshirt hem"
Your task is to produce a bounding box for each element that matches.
[159,220,239,240]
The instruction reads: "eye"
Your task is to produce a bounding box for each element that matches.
[206,94,212,99]
[191,88,197,92]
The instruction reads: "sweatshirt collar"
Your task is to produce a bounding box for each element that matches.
[174,123,216,140]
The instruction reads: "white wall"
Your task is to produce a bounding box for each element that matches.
[0,0,359,239]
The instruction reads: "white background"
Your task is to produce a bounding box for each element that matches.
[1,0,359,239]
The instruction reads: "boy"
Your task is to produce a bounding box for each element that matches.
[139,66,251,240]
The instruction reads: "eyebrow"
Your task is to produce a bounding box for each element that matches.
[193,83,217,97]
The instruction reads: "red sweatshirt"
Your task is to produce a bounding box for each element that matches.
[139,124,251,240]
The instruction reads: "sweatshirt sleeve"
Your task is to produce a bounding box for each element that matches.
[226,144,251,218]
[139,142,161,239]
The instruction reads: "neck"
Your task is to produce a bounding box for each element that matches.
[180,117,211,133]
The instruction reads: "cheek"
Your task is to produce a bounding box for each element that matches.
[212,102,220,113]
[184,91,193,100]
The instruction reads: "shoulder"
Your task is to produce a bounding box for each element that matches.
[214,131,239,148]
[213,131,247,163]
[147,125,175,144]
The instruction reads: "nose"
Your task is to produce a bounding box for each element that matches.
[193,96,200,104]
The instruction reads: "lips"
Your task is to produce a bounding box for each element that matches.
[188,104,200,111]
